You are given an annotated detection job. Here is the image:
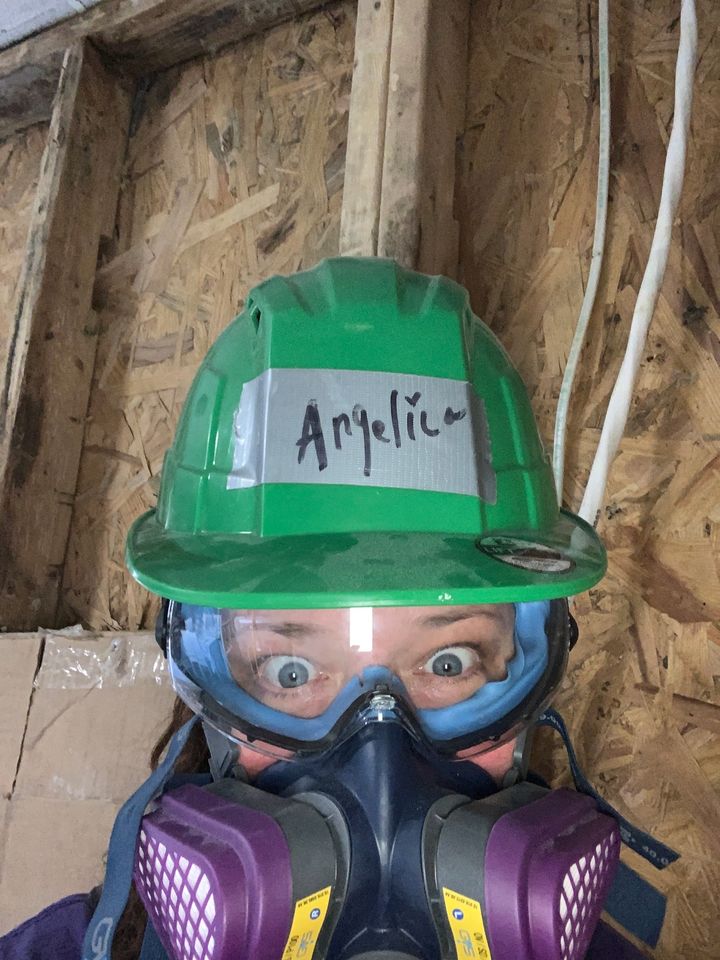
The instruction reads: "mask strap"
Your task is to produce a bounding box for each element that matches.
[536,708,679,869]
[81,716,199,960]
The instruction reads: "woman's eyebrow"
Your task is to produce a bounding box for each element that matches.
[244,620,332,640]
[417,609,504,629]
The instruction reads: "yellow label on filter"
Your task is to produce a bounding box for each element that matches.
[281,886,332,960]
[442,887,493,960]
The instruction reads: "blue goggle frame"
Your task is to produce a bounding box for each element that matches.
[162,600,570,757]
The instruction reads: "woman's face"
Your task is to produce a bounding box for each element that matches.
[221,603,518,777]
[222,603,516,715]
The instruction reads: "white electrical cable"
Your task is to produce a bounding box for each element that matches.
[552,0,610,504]
[578,0,698,526]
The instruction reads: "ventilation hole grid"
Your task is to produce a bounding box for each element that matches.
[558,834,620,960]
[137,828,218,960]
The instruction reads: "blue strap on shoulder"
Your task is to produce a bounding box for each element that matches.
[81,716,199,960]
[536,708,679,868]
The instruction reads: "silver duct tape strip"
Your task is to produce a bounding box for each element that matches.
[227,368,496,502]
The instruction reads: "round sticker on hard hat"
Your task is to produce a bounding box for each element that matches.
[477,536,575,574]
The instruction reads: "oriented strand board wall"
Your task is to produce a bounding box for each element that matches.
[60,2,355,629]
[0,123,47,384]
[458,2,720,958]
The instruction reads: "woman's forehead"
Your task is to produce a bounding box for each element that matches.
[224,604,515,630]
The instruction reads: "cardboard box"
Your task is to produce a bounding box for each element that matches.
[0,636,41,799]
[0,630,175,933]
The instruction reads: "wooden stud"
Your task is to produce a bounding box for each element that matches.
[417,0,470,278]
[339,0,394,258]
[0,41,132,630]
[376,0,432,268]
[341,0,470,273]
[0,126,47,394]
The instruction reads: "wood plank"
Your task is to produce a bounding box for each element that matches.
[0,125,48,393]
[0,0,327,142]
[341,0,469,273]
[376,0,431,268]
[339,0,394,257]
[0,40,133,631]
[417,0,470,277]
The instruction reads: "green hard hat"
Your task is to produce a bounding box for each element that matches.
[126,257,605,608]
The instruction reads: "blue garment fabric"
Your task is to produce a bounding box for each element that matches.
[0,894,92,960]
[0,895,648,960]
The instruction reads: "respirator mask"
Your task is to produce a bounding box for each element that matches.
[127,598,624,960]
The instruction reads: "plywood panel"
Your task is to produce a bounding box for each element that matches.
[458,2,720,957]
[0,123,46,395]
[60,2,355,630]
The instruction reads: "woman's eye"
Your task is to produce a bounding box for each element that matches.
[260,655,317,689]
[422,646,479,678]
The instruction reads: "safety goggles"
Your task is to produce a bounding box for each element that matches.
[159,599,571,758]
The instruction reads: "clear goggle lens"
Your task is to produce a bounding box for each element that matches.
[168,600,564,758]
[220,604,518,718]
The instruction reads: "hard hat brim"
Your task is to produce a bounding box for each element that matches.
[126,508,606,608]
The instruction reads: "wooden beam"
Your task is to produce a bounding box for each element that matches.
[0,0,327,142]
[339,0,394,258]
[416,0,470,278]
[0,41,133,630]
[340,0,470,274]
[376,0,431,268]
